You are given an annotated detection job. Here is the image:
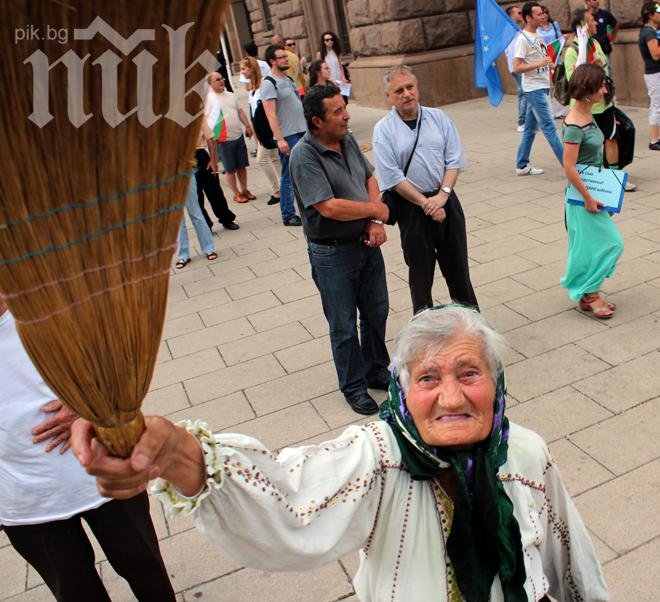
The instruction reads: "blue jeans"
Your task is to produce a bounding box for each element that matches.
[516,88,564,169]
[308,241,390,399]
[511,72,527,126]
[178,176,215,260]
[278,132,304,221]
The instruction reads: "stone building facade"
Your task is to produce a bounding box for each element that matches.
[222,0,650,108]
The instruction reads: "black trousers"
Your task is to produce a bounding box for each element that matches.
[4,493,175,602]
[397,191,479,314]
[195,148,236,229]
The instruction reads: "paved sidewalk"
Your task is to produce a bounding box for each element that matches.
[2,92,659,601]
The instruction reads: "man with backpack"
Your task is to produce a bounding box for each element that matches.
[261,44,305,226]
[513,2,564,176]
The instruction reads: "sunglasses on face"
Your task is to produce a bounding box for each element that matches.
[324,37,333,42]
[286,42,296,47]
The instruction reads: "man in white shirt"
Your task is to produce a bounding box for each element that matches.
[514,1,564,176]
[205,72,255,203]
[505,5,526,132]
[0,296,174,601]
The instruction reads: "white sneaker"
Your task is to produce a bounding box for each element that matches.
[516,125,525,132]
[516,165,544,176]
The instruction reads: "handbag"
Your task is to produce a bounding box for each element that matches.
[382,108,423,226]
[603,106,635,170]
[603,75,615,106]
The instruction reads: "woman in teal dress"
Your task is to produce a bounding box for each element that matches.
[561,64,624,318]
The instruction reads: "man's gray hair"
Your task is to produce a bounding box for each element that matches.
[392,305,505,392]
[383,65,416,91]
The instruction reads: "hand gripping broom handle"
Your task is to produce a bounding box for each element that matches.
[94,411,146,459]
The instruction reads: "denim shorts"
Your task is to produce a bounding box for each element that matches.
[218,135,249,173]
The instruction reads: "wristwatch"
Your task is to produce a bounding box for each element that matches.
[371,219,384,225]
[440,186,452,195]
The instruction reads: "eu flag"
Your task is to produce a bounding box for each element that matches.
[474,0,521,107]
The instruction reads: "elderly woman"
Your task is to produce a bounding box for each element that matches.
[72,306,608,601]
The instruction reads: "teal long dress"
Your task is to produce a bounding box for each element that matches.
[560,122,624,301]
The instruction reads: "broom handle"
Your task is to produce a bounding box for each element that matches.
[94,411,145,458]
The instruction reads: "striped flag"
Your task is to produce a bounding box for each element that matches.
[205,95,228,142]
[546,37,564,64]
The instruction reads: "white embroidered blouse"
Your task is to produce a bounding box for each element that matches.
[154,420,609,602]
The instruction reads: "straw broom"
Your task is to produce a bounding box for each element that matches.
[0,1,227,457]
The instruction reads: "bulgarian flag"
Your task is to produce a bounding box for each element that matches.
[546,37,564,65]
[206,97,228,142]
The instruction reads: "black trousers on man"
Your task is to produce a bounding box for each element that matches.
[195,148,236,229]
[397,190,479,314]
[4,492,175,602]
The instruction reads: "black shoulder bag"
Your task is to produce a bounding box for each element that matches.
[382,108,423,226]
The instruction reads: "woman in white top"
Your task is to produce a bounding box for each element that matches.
[536,5,562,45]
[239,56,280,205]
[316,30,348,84]
[73,305,608,602]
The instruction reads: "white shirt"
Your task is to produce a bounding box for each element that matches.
[514,31,551,91]
[257,59,271,79]
[505,31,522,73]
[204,90,244,141]
[324,49,342,82]
[158,421,609,602]
[0,311,106,526]
[372,105,466,194]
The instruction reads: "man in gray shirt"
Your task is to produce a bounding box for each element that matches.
[261,44,306,226]
[290,84,390,416]
[373,65,478,314]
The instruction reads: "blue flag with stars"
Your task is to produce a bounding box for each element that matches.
[474,0,520,107]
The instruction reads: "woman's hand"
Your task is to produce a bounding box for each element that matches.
[71,416,205,499]
[585,196,604,213]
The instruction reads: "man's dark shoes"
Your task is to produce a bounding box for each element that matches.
[345,392,380,415]
[223,222,240,230]
[267,195,280,205]
[367,380,390,391]
[650,140,660,151]
[283,215,302,226]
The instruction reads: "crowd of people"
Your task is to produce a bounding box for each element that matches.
[3,3,658,600]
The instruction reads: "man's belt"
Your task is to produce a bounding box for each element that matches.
[307,236,362,246]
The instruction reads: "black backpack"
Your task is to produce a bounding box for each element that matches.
[251,76,283,150]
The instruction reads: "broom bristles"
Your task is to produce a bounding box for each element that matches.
[0,1,227,457]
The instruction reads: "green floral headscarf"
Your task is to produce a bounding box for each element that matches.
[380,331,527,601]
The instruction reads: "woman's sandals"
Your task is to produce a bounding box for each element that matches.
[578,293,615,319]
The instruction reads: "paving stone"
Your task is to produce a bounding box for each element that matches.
[245,362,339,415]
[167,316,256,358]
[588,531,619,565]
[151,348,224,391]
[521,221,567,244]
[26,562,46,587]
[510,260,565,292]
[274,335,333,373]
[547,439,615,497]
[225,269,302,301]
[482,304,530,333]
[476,277,539,309]
[517,238,567,265]
[467,217,545,243]
[574,460,660,554]
[603,536,660,602]
[505,310,607,358]
[505,287,576,321]
[576,314,660,365]
[0,545,27,597]
[569,398,660,475]
[199,291,282,327]
[162,313,205,340]
[272,278,319,303]
[0,530,9,549]
[218,322,311,366]
[149,493,169,541]
[508,386,613,443]
[469,254,539,287]
[506,344,610,402]
[207,248,278,277]
[227,230,296,256]
[158,528,240,592]
[310,390,376,430]
[184,561,353,602]
[144,382,190,416]
[573,351,660,412]
[3,585,54,601]
[99,561,136,601]
[185,355,286,405]
[468,234,542,263]
[168,391,255,432]
[247,295,324,332]
[183,266,255,298]
[221,403,329,451]
[250,252,310,278]
[166,288,232,321]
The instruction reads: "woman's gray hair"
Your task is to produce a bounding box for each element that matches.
[392,305,505,392]
[383,65,416,91]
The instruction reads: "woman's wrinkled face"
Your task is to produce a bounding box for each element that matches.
[405,336,495,450]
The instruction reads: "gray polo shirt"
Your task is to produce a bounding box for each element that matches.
[290,131,374,240]
[260,75,307,138]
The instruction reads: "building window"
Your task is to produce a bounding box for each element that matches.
[334,0,351,54]
[261,0,273,31]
